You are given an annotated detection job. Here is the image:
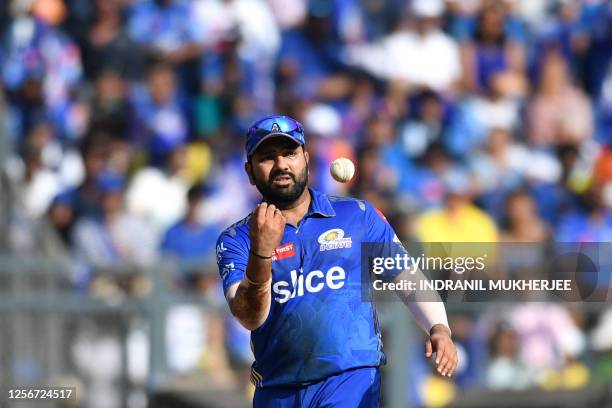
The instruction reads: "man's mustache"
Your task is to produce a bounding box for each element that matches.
[268,171,296,184]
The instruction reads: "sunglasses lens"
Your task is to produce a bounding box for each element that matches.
[246,115,305,156]
[250,117,303,138]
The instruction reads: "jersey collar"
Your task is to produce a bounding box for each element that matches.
[307,188,336,218]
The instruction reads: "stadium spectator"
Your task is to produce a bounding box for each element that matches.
[7,138,62,219]
[72,171,157,269]
[497,190,549,283]
[508,303,586,379]
[266,0,307,31]
[532,0,587,75]
[199,26,259,138]
[500,189,550,243]
[126,0,204,66]
[160,184,221,288]
[67,132,114,219]
[81,0,143,80]
[2,0,83,141]
[528,51,593,147]
[353,143,396,197]
[470,128,527,191]
[596,67,612,143]
[126,145,190,232]
[409,143,471,211]
[576,0,612,101]
[88,69,131,141]
[459,1,526,94]
[276,11,352,102]
[557,183,612,242]
[469,127,535,220]
[46,190,74,248]
[486,322,533,390]
[399,90,447,159]
[130,62,189,162]
[415,180,498,242]
[348,0,461,92]
[161,184,251,393]
[194,0,280,61]
[446,70,525,159]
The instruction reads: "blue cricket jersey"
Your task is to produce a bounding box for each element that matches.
[216,189,401,387]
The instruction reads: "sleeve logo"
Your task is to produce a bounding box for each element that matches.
[216,243,227,262]
[221,262,234,279]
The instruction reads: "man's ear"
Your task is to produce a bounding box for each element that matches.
[245,161,255,185]
[304,149,309,165]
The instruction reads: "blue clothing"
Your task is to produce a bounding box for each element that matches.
[555,213,612,293]
[445,98,490,158]
[277,30,343,99]
[216,189,401,387]
[127,0,204,52]
[449,13,525,44]
[556,211,612,243]
[202,53,256,98]
[130,84,189,158]
[161,219,223,286]
[2,18,82,141]
[253,366,381,408]
[475,44,508,91]
[161,219,220,261]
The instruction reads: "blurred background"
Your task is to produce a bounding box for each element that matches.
[0,0,611,406]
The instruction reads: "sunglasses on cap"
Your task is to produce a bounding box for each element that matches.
[246,115,306,158]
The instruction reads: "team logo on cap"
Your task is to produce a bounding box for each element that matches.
[271,123,280,132]
[318,228,352,251]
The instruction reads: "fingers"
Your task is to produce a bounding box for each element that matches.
[265,203,277,218]
[425,339,432,358]
[427,335,458,378]
[254,203,277,220]
[255,202,266,216]
[446,347,458,376]
[253,203,266,225]
[441,350,457,377]
[434,341,458,377]
[276,209,286,226]
[436,345,450,376]
[258,203,285,222]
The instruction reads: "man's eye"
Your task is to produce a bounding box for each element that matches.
[286,151,297,157]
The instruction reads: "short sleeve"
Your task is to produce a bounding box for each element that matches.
[216,229,249,294]
[364,201,408,278]
[365,201,399,243]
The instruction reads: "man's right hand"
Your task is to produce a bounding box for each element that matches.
[250,202,286,259]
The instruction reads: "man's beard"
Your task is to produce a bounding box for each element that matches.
[254,165,309,207]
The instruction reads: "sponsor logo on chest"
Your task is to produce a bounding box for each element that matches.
[317,228,352,252]
[273,266,346,304]
[272,242,296,261]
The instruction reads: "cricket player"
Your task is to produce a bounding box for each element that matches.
[216,115,457,407]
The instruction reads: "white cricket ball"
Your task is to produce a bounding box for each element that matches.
[330,157,355,183]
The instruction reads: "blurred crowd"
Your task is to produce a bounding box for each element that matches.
[1,0,612,405]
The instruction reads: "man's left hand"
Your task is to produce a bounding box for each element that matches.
[425,324,458,377]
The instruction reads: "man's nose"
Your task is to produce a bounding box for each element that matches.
[274,155,291,171]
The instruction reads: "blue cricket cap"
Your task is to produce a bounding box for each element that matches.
[245,115,305,158]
